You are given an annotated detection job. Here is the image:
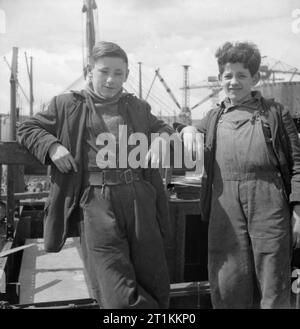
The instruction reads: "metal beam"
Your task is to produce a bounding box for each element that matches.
[0,142,42,166]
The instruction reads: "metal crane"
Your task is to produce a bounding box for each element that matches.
[146,69,193,124]
[190,87,222,110]
[186,75,222,110]
[153,69,181,110]
[259,56,300,82]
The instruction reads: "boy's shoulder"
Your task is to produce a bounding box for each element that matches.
[51,90,86,108]
[59,90,85,102]
[206,104,224,117]
[121,93,151,110]
[260,96,284,113]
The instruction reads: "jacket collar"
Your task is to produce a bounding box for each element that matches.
[219,90,263,113]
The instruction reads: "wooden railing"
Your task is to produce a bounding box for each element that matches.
[0,141,42,234]
[0,141,47,287]
[0,141,48,232]
[0,141,41,166]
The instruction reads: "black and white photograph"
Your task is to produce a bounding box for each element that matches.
[0,0,300,318]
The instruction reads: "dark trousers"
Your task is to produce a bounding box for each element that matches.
[79,180,170,309]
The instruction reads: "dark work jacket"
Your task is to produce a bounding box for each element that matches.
[194,96,300,222]
[17,91,175,252]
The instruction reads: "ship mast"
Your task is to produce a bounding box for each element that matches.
[6,47,18,239]
[82,0,98,78]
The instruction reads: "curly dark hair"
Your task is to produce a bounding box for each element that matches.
[215,41,261,76]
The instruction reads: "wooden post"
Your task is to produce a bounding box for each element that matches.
[138,62,143,99]
[0,115,2,199]
[6,47,18,240]
[9,48,17,140]
[29,56,33,117]
[82,0,97,77]
[25,52,34,117]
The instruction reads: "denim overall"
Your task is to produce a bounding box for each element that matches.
[208,106,291,308]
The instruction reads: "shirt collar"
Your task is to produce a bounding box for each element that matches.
[219,90,263,113]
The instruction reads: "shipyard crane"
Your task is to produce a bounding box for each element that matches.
[186,75,222,110]
[190,87,222,110]
[147,68,224,124]
[259,56,300,82]
[259,65,300,82]
[146,68,193,124]
[152,69,181,110]
[149,67,223,124]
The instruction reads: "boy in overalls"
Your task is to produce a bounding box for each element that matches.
[181,41,300,308]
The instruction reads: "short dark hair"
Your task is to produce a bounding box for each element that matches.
[91,41,128,66]
[215,41,261,76]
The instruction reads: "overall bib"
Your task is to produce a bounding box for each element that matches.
[208,107,291,309]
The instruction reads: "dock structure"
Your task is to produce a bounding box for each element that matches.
[19,237,92,304]
[0,141,211,308]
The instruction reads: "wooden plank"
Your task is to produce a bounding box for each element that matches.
[0,240,13,293]
[170,281,210,297]
[19,238,92,304]
[19,199,47,206]
[169,281,211,309]
[0,243,36,258]
[0,191,49,201]
[0,141,41,166]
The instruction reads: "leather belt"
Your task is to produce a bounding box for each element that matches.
[84,169,142,186]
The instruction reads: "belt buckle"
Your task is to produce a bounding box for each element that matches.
[123,169,133,184]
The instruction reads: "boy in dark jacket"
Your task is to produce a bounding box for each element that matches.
[17,41,174,309]
[181,41,300,308]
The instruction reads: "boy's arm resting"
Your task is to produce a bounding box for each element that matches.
[280,105,300,203]
[173,109,213,134]
[146,103,175,135]
[17,96,61,165]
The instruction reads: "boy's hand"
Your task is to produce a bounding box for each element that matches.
[292,205,300,249]
[181,126,202,160]
[145,136,168,168]
[48,142,78,173]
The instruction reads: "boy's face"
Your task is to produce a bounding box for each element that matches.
[219,62,260,104]
[91,56,129,98]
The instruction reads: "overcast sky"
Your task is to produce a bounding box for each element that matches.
[0,0,299,119]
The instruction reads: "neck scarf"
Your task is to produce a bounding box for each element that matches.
[85,81,125,106]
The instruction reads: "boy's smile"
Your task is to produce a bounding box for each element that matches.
[219,62,260,105]
[91,57,129,98]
